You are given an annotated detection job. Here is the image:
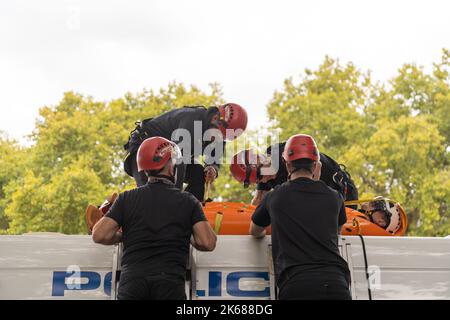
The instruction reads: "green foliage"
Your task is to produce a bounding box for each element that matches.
[5,159,107,234]
[411,169,450,236]
[2,52,449,236]
[0,133,28,230]
[268,49,450,236]
[3,82,222,234]
[267,56,372,156]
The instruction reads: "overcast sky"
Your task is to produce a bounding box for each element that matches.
[1,0,449,144]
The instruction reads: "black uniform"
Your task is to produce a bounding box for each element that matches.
[124,106,223,201]
[252,177,351,300]
[257,142,358,202]
[106,180,207,300]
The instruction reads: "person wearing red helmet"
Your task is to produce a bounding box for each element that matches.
[250,134,351,300]
[229,149,275,188]
[216,103,248,139]
[230,142,358,206]
[124,104,247,202]
[93,137,217,300]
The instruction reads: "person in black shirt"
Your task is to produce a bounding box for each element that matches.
[250,134,351,300]
[93,136,217,300]
[124,103,248,201]
[230,142,358,206]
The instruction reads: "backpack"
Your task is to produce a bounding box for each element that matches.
[320,153,358,201]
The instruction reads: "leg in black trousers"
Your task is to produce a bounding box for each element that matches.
[117,275,186,300]
[278,269,351,300]
[184,164,206,202]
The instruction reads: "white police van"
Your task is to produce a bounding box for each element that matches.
[0,233,449,299]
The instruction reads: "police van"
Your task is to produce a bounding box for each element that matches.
[0,233,449,299]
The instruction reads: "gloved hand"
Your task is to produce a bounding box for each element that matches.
[204,165,218,183]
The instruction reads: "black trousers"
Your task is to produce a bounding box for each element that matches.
[117,274,186,300]
[278,267,352,300]
[129,152,206,202]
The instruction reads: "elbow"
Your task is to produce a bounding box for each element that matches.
[249,224,255,236]
[250,229,261,238]
[197,235,217,252]
[92,230,106,244]
[208,236,217,251]
[250,223,266,239]
[249,223,258,237]
[205,242,216,252]
[203,237,217,252]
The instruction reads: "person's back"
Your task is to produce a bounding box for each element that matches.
[262,179,350,283]
[126,107,209,155]
[143,107,208,141]
[93,136,217,300]
[105,180,209,300]
[251,134,351,300]
[107,182,204,278]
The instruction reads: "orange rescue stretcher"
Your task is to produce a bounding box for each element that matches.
[203,201,407,236]
[86,196,407,237]
[341,206,407,236]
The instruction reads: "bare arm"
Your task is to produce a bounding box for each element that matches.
[191,221,217,251]
[250,189,271,239]
[92,217,122,245]
[250,221,267,239]
[251,190,268,206]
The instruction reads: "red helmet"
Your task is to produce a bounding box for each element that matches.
[137,137,181,171]
[282,134,319,162]
[217,103,248,140]
[230,149,261,188]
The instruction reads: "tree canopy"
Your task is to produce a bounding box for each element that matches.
[0,51,449,236]
[266,50,450,236]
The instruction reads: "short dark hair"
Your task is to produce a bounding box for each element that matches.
[291,158,315,174]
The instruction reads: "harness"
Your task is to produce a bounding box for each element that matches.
[331,164,356,201]
[123,118,154,152]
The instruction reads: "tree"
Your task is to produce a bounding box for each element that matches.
[4,82,223,234]
[341,115,447,235]
[3,53,449,236]
[268,51,450,236]
[0,133,27,230]
[412,169,450,236]
[267,56,373,156]
[5,158,108,234]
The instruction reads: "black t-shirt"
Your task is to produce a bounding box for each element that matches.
[257,142,358,201]
[106,181,207,278]
[252,177,350,285]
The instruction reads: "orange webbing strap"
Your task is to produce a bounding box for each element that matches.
[352,217,362,235]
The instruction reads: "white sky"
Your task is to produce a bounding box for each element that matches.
[1,0,449,144]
